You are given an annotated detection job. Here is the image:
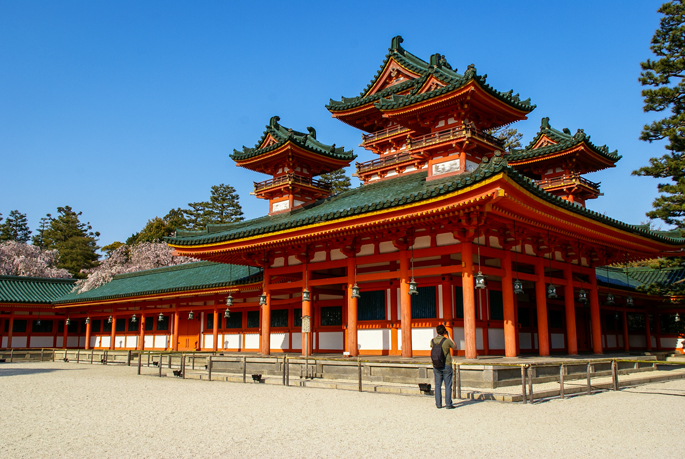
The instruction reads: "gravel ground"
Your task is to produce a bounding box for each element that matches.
[1,362,681,458]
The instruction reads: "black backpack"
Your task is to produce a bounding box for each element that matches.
[431,337,447,369]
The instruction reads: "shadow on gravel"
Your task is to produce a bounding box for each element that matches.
[621,388,685,397]
[0,366,83,377]
[450,399,486,408]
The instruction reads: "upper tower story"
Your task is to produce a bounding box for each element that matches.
[508,117,621,207]
[326,36,535,184]
[230,116,356,215]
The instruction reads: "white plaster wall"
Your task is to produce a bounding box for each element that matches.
[651,336,657,348]
[379,241,398,253]
[358,329,390,351]
[551,333,565,349]
[618,335,624,347]
[358,244,374,256]
[143,336,154,349]
[661,337,679,349]
[453,327,465,350]
[30,337,53,348]
[438,285,443,319]
[413,236,431,249]
[606,335,617,348]
[12,336,27,347]
[318,332,343,350]
[114,336,126,349]
[244,333,259,349]
[330,249,345,260]
[155,335,168,349]
[100,336,111,348]
[272,257,284,268]
[287,256,301,266]
[476,327,483,350]
[204,334,213,349]
[488,328,505,350]
[90,337,97,348]
[1,337,7,347]
[436,233,457,246]
[55,336,63,348]
[519,332,532,350]
[223,334,242,349]
[311,251,326,263]
[271,333,289,350]
[629,335,647,348]
[291,332,302,350]
[126,336,138,348]
[66,337,78,348]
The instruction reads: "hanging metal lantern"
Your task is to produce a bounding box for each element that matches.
[188,311,194,320]
[547,283,558,299]
[408,278,419,296]
[259,292,267,305]
[66,318,71,326]
[131,314,137,323]
[626,295,634,307]
[513,278,524,295]
[85,317,90,325]
[108,315,113,324]
[158,312,164,322]
[302,289,311,302]
[578,288,588,304]
[675,313,681,323]
[224,307,231,319]
[351,283,361,299]
[226,293,233,307]
[475,271,486,290]
[36,318,41,326]
[606,292,615,306]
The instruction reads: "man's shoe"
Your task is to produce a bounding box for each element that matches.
[436,405,444,409]
[446,405,456,409]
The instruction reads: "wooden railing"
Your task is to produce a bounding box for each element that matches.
[407,125,503,150]
[254,174,331,192]
[356,152,413,174]
[535,175,600,191]
[361,125,409,144]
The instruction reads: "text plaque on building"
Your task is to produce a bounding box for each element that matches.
[302,315,311,333]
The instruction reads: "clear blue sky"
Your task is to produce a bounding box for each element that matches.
[0,0,670,251]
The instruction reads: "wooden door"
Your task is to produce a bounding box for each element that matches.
[177,315,201,351]
[575,307,591,352]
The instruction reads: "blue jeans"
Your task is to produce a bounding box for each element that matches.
[433,366,453,408]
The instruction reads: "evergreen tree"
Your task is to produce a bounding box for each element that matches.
[42,206,100,278]
[184,184,244,230]
[319,168,352,195]
[31,214,52,248]
[0,210,31,243]
[101,241,125,257]
[632,0,685,229]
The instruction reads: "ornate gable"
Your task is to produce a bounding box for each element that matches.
[367,59,421,96]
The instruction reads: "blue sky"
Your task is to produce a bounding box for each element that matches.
[0,0,671,250]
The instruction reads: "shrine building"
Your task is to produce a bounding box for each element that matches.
[2,36,685,359]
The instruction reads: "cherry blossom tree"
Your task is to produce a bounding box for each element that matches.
[0,241,72,278]
[73,242,195,293]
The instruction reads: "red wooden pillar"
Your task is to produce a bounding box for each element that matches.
[622,309,630,351]
[655,310,662,351]
[441,276,454,341]
[588,270,603,354]
[61,314,67,349]
[110,316,116,350]
[645,312,652,351]
[399,250,412,358]
[8,310,14,349]
[390,261,399,356]
[501,250,517,357]
[260,290,271,355]
[85,318,92,350]
[535,257,550,356]
[212,308,219,351]
[563,264,579,355]
[302,266,312,356]
[461,242,477,359]
[138,314,146,351]
[172,311,179,351]
[347,256,359,357]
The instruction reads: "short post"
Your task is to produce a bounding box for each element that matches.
[285,356,289,387]
[452,362,457,401]
[90,349,94,364]
[127,350,132,366]
[168,354,171,369]
[192,352,195,370]
[456,363,462,400]
[104,350,108,365]
[242,356,247,383]
[528,365,534,403]
[521,365,527,404]
[40,348,44,362]
[208,356,213,381]
[586,362,592,395]
[10,349,13,363]
[52,349,55,362]
[76,349,80,364]
[147,352,150,367]
[612,360,618,391]
[158,355,163,377]
[282,356,287,385]
[358,358,362,392]
[64,349,67,361]
[182,355,186,379]
[137,352,142,375]
[559,364,565,399]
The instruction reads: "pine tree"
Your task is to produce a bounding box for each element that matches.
[0,210,31,243]
[632,0,685,229]
[31,214,52,248]
[490,127,523,152]
[42,206,100,278]
[183,184,244,230]
[319,168,352,195]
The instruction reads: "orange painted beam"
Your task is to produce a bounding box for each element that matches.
[399,250,412,358]
[501,251,517,357]
[347,257,358,357]
[462,242,477,359]
[588,270,603,355]
[563,265,579,355]
[535,257,550,357]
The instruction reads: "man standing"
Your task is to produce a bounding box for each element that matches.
[430,324,457,409]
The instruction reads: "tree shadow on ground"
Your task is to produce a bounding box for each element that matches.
[0,365,84,377]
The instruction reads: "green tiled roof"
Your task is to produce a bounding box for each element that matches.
[230,116,355,163]
[508,117,621,164]
[596,266,685,291]
[595,267,644,290]
[326,36,534,116]
[0,276,76,304]
[54,262,261,304]
[166,153,685,248]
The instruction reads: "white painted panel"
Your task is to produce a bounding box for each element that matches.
[288,256,301,266]
[606,335,617,348]
[272,257,284,268]
[618,335,623,347]
[413,236,431,249]
[438,285,443,319]
[89,336,96,348]
[291,332,302,350]
[144,336,154,349]
[1,337,7,347]
[412,328,436,351]
[488,328,505,350]
[358,244,374,256]
[318,332,343,350]
[154,335,168,349]
[244,333,259,349]
[379,241,398,254]
[223,334,241,349]
[330,249,345,260]
[519,332,532,350]
[100,336,111,348]
[476,327,483,350]
[55,336,63,347]
[204,334,213,349]
[629,335,647,348]
[12,336,27,347]
[358,329,390,351]
[661,337,678,349]
[651,336,657,348]
[30,337,53,348]
[66,336,78,348]
[311,251,326,263]
[271,333,289,350]
[550,333,565,349]
[114,335,126,349]
[453,327,465,350]
[126,336,137,348]
[94,336,101,347]
[436,233,457,246]
[534,333,538,349]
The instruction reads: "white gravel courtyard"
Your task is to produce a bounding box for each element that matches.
[1,361,681,458]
